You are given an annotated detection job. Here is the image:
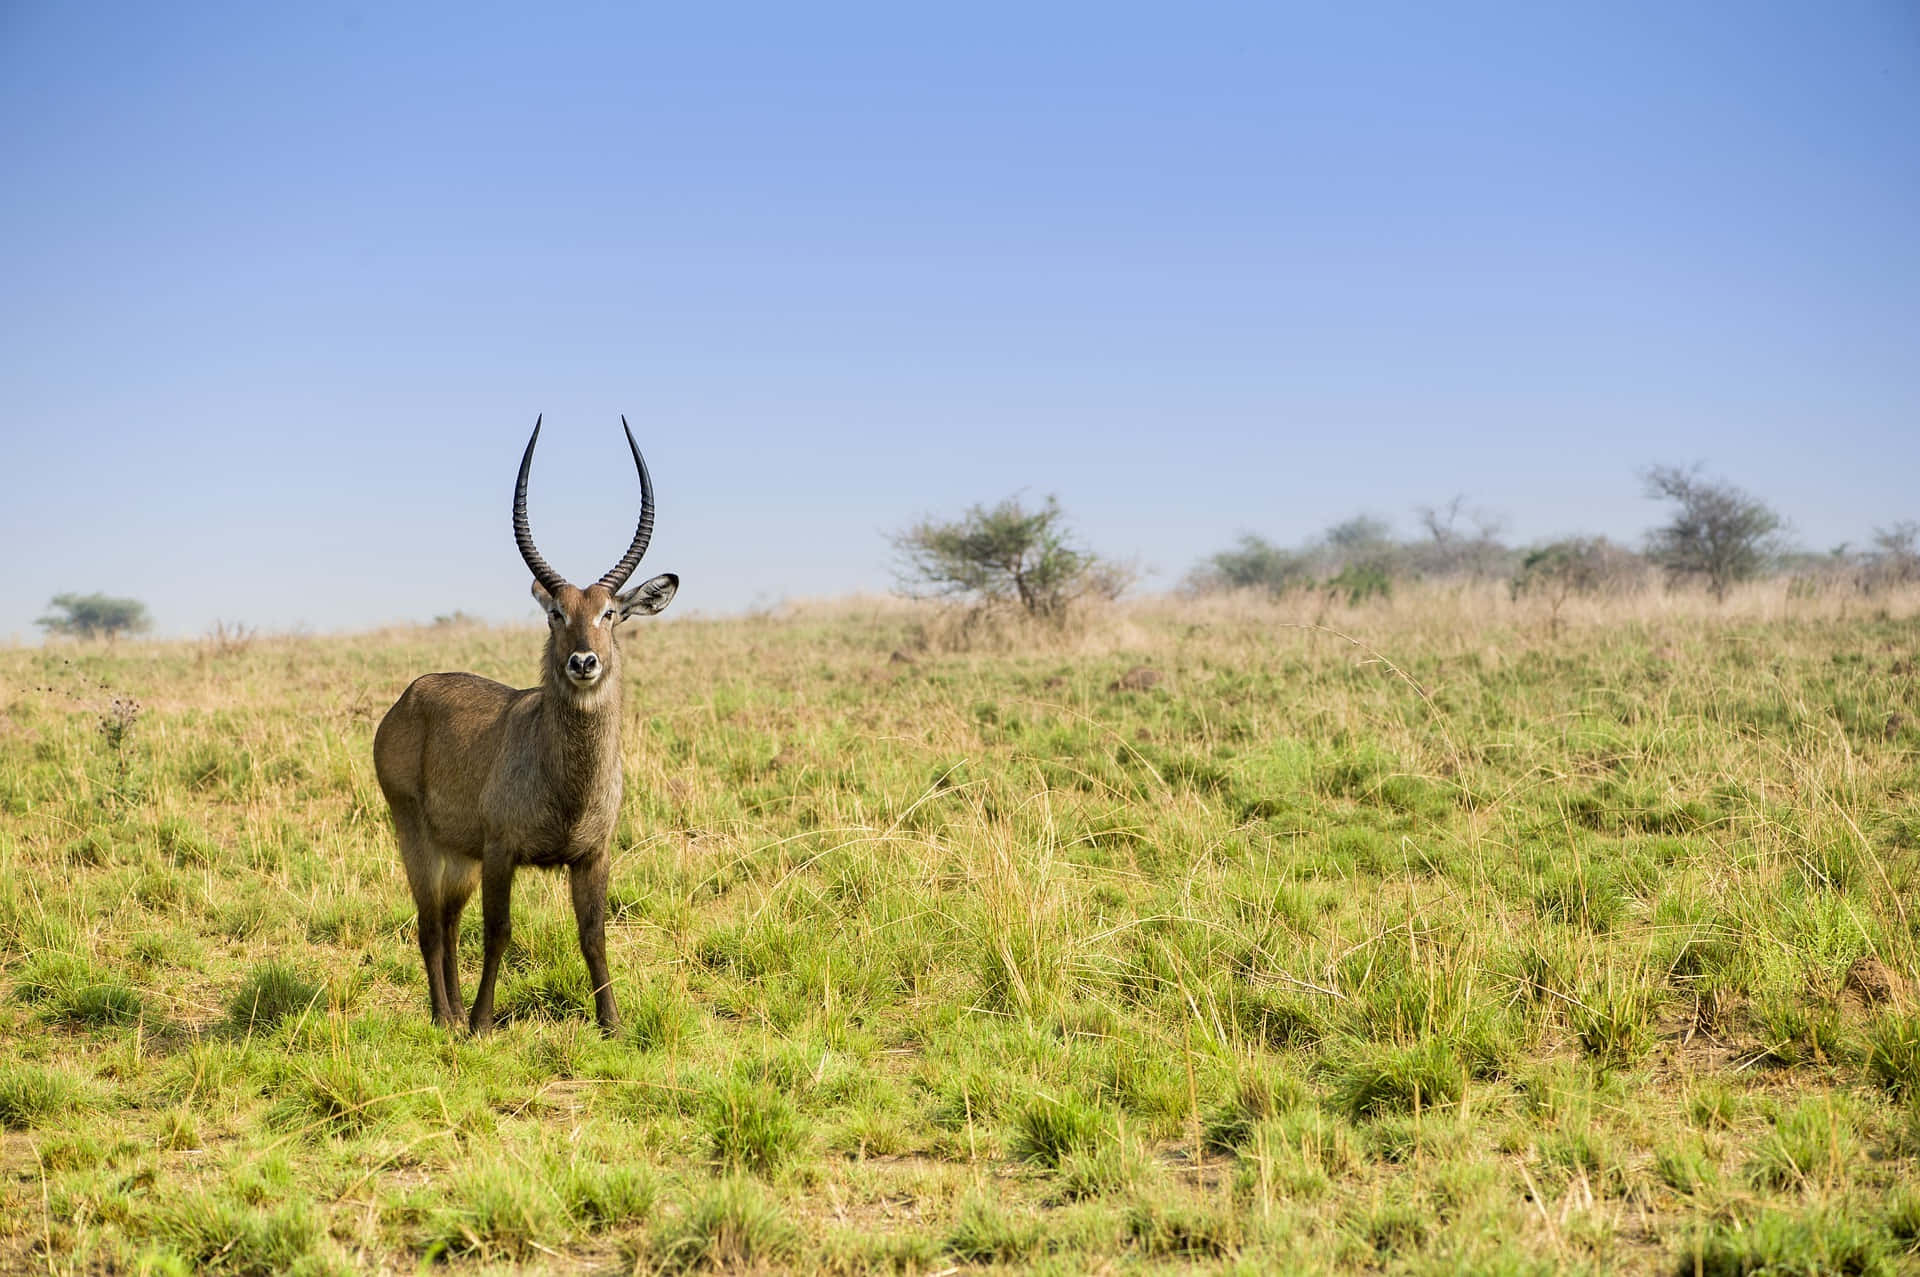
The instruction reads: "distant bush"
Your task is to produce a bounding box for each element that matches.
[1189,533,1315,595]
[1510,536,1645,628]
[37,592,151,639]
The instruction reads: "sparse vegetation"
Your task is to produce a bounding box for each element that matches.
[0,582,1916,1271]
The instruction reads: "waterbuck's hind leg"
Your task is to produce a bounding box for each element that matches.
[569,852,618,1036]
[392,801,462,1029]
[439,859,480,1028]
[468,843,517,1034]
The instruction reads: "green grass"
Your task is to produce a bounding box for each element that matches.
[0,585,1917,1271]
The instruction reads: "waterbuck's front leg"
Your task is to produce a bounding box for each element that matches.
[569,851,618,1036]
[468,843,517,1034]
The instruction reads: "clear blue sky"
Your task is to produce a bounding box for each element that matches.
[3,3,1915,639]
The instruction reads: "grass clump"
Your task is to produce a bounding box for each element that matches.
[1331,1037,1464,1119]
[1747,1099,1856,1191]
[0,1062,79,1129]
[651,1177,799,1273]
[1125,1196,1243,1259]
[557,1159,656,1231]
[1572,979,1658,1065]
[226,961,323,1033]
[944,1194,1046,1265]
[136,1192,321,1275]
[1204,1070,1304,1152]
[1010,1090,1110,1167]
[1677,1207,1892,1277]
[1864,1012,1920,1098]
[50,979,150,1028]
[421,1164,559,1263]
[704,1077,806,1175]
[627,983,695,1053]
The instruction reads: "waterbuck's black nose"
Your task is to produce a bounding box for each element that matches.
[567,651,599,678]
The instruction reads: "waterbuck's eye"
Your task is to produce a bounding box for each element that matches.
[549,608,563,623]
[602,608,615,622]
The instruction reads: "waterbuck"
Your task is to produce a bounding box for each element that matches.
[373,416,678,1034]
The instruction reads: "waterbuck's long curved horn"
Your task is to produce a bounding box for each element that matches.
[512,415,569,594]
[596,415,656,592]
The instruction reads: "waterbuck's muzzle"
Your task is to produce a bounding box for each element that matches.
[565,650,601,685]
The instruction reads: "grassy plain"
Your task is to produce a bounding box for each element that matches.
[2,585,1919,1274]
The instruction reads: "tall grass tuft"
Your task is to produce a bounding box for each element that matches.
[0,1062,78,1129]
[1010,1090,1110,1167]
[1330,1038,1464,1119]
[226,961,323,1034]
[704,1077,806,1175]
[651,1177,799,1273]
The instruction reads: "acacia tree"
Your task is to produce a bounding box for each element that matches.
[37,593,152,639]
[890,495,1127,620]
[1642,465,1783,601]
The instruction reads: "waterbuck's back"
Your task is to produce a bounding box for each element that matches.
[373,672,532,856]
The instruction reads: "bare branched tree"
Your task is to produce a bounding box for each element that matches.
[1415,495,1509,579]
[1863,521,1920,592]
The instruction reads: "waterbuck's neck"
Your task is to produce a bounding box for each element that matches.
[536,645,624,786]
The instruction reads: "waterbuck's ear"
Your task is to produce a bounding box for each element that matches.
[530,579,555,610]
[618,573,678,618]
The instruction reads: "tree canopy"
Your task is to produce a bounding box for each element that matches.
[36,593,152,639]
[890,495,1126,620]
[1642,465,1784,601]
